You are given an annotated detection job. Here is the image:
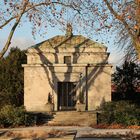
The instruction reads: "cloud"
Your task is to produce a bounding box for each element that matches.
[0,37,35,51]
[11,37,35,50]
[108,52,124,71]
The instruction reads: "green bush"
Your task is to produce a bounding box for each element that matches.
[97,101,140,126]
[0,105,34,127]
[0,47,26,107]
[0,105,26,127]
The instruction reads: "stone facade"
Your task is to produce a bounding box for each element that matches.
[22,30,112,112]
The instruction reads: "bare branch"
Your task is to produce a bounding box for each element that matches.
[0,1,29,59]
[0,0,81,59]
[25,1,81,14]
[0,16,17,29]
[103,0,134,38]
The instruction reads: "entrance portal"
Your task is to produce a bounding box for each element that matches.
[58,82,77,110]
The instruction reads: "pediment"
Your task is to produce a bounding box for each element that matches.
[27,35,106,53]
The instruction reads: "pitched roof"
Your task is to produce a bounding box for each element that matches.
[30,35,106,49]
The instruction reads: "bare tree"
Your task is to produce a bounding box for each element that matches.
[0,0,80,59]
[83,0,140,60]
[1,0,140,60]
[103,0,140,60]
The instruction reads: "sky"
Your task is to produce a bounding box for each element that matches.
[0,9,125,70]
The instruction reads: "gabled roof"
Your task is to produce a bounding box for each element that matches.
[30,35,106,49]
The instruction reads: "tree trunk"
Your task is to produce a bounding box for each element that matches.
[133,39,140,60]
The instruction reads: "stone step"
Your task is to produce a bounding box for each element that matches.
[54,113,95,116]
[53,114,96,118]
[49,119,96,124]
[54,114,95,118]
[53,111,96,116]
[52,117,94,120]
[49,121,95,124]
[52,118,95,122]
[55,111,96,114]
[54,111,96,115]
[53,116,95,120]
[53,116,96,121]
[48,121,95,126]
[47,111,97,126]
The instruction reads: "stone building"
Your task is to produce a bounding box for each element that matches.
[22,25,112,112]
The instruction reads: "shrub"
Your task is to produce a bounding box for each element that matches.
[0,105,35,127]
[97,101,140,126]
[0,47,26,107]
[0,105,26,127]
[0,105,51,127]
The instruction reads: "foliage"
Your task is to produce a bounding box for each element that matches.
[112,61,140,101]
[0,105,26,127]
[0,105,43,128]
[97,101,140,126]
[0,47,26,106]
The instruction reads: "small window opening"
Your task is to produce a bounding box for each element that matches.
[64,56,71,64]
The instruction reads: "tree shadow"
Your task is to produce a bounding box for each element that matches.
[29,35,110,110]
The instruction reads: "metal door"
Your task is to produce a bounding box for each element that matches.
[58,82,77,110]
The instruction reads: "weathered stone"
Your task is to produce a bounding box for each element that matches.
[48,111,97,126]
[22,32,112,112]
[76,103,86,112]
[45,103,54,112]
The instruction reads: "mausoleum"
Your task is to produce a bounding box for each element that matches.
[22,24,112,112]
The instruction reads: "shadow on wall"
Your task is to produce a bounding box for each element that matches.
[34,36,110,106]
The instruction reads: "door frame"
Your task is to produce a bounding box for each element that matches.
[57,82,77,111]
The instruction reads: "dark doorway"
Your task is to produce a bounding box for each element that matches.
[58,82,77,110]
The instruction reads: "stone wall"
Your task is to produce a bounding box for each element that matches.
[27,46,108,65]
[87,66,112,110]
[23,35,112,112]
[23,64,112,111]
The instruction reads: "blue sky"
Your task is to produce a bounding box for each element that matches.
[0,16,124,69]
